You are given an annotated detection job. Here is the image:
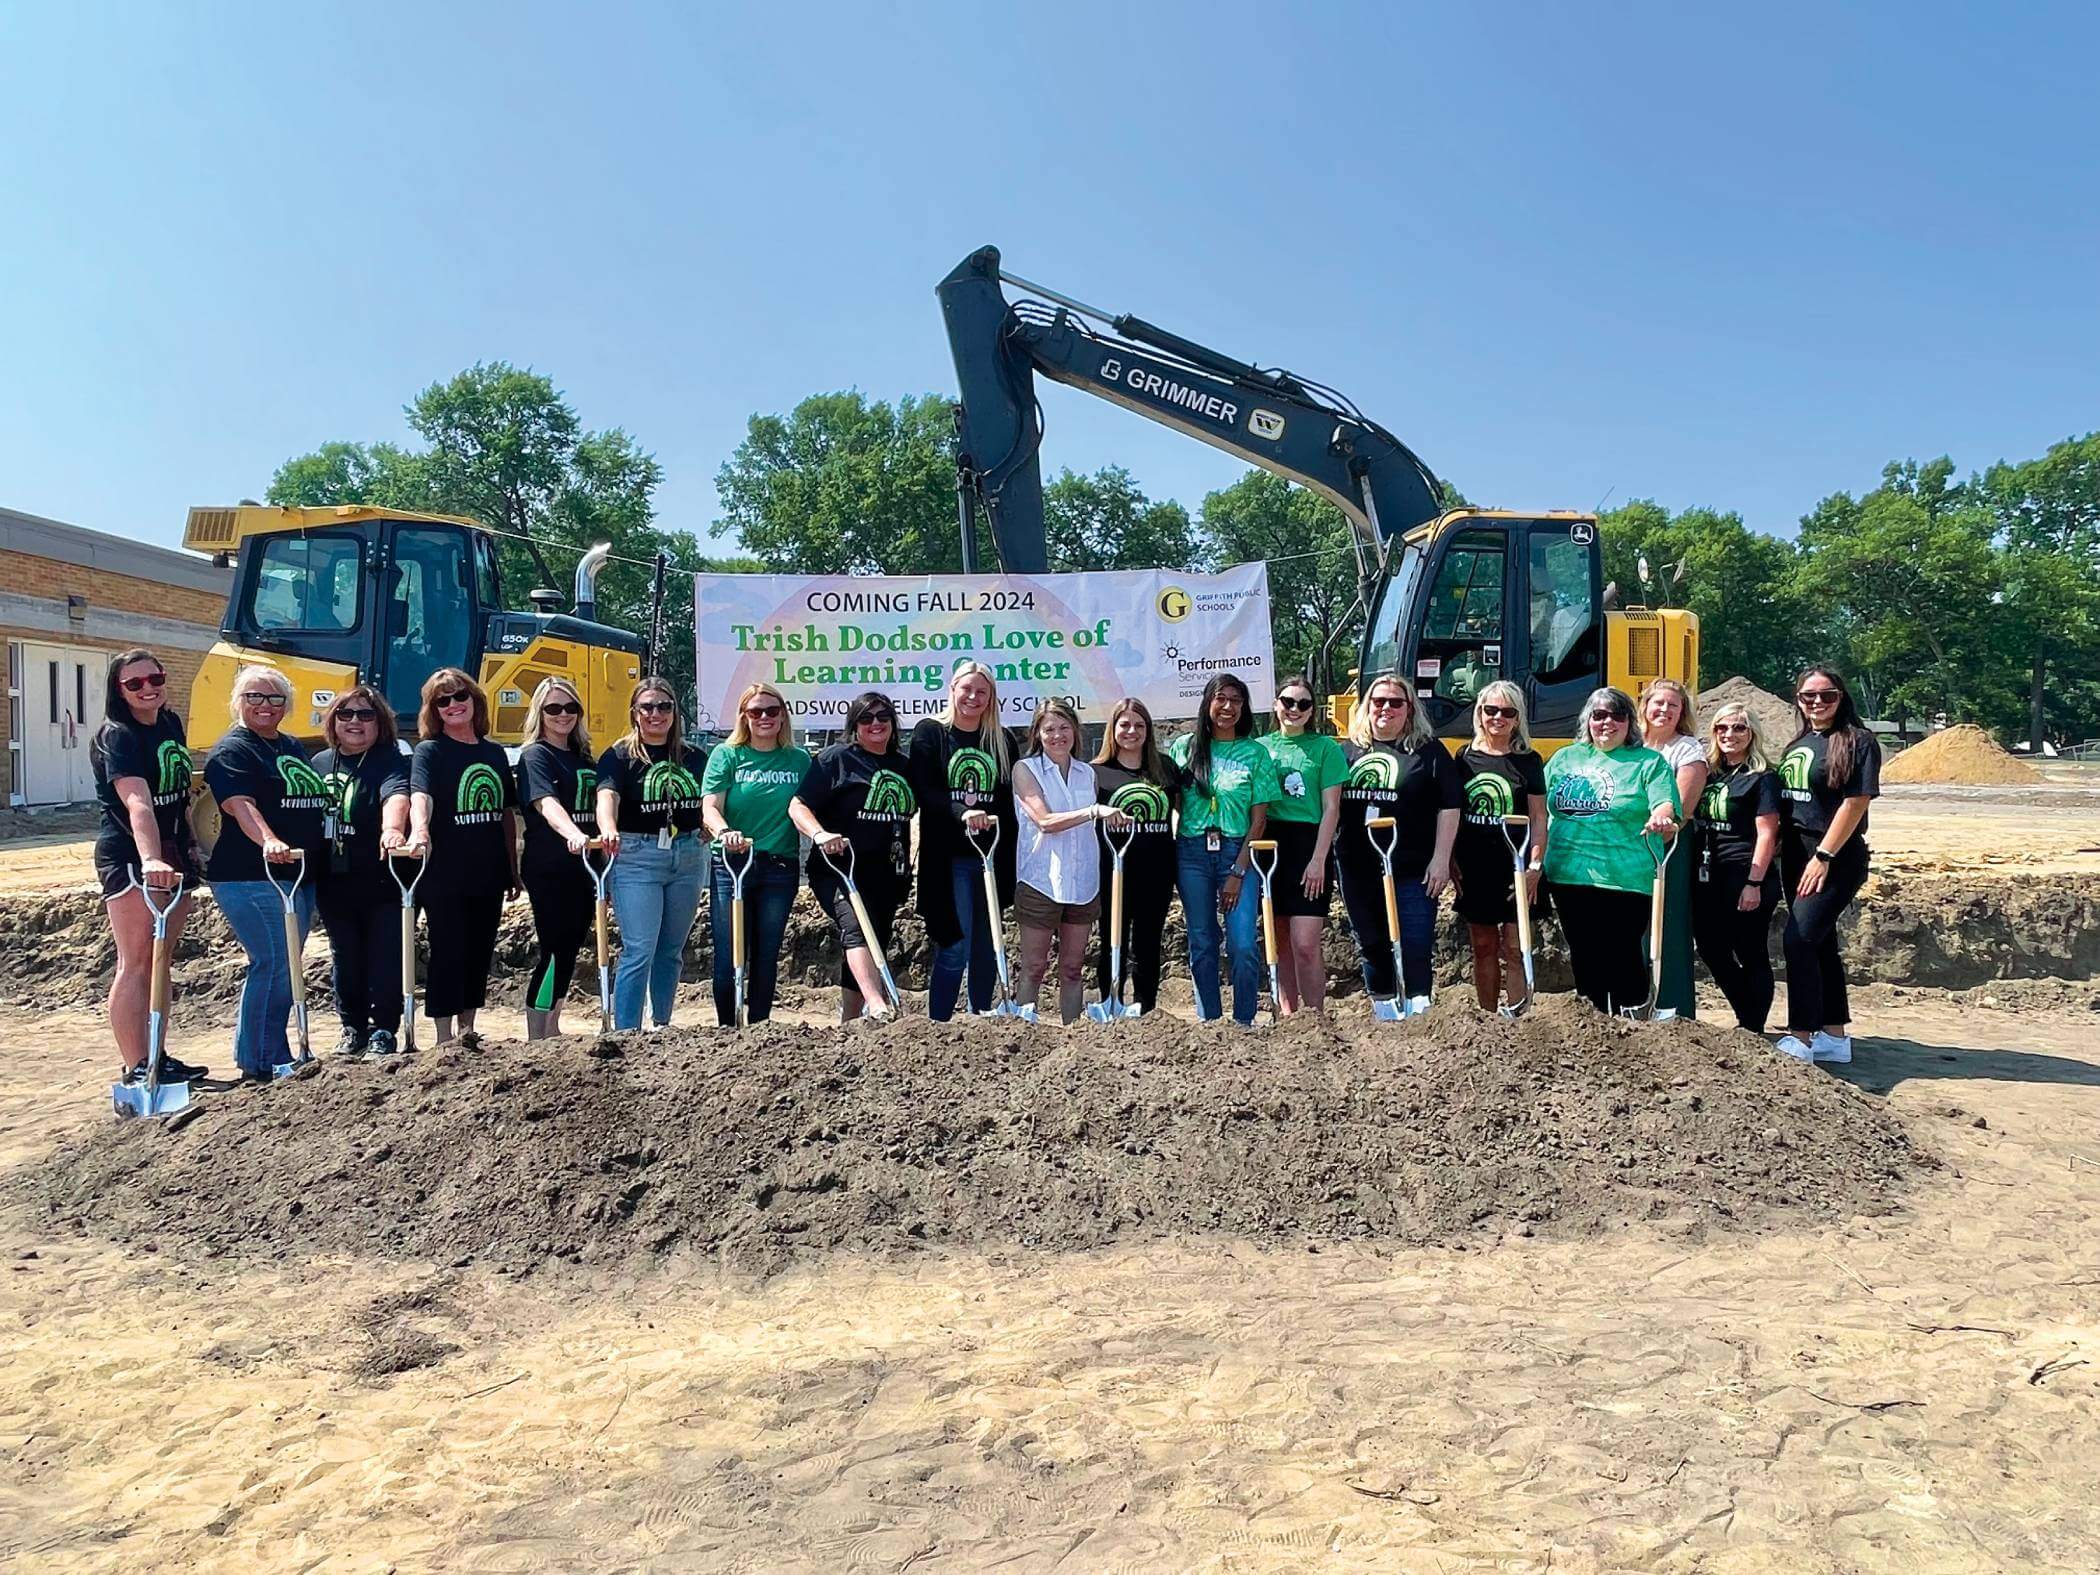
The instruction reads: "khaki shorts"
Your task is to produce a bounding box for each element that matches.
[1014,881,1101,928]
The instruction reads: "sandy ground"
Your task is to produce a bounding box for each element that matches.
[2,989,2097,1571]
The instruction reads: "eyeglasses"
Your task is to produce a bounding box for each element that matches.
[120,673,167,693]
[1368,695,1410,710]
[542,702,581,717]
[745,704,784,719]
[1713,721,1749,734]
[1479,705,1517,720]
[1589,708,1629,724]
[636,700,676,715]
[1797,689,1840,705]
[335,707,379,723]
[241,692,289,707]
[1277,696,1314,712]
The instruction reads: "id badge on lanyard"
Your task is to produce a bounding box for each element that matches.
[1205,798,1222,854]
[659,824,674,850]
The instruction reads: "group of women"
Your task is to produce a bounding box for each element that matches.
[90,645,1882,1082]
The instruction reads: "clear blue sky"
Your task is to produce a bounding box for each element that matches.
[3,1,2095,556]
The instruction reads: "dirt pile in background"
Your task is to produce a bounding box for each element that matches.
[1884,724,2039,786]
[32,997,1925,1275]
[1695,675,1797,751]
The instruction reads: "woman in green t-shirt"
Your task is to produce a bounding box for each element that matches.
[701,681,813,1027]
[1167,671,1282,1026]
[1257,674,1345,1014]
[1543,685,1682,1014]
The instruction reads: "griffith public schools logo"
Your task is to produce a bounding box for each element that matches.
[1780,746,1814,796]
[154,738,192,802]
[1463,772,1515,823]
[1108,780,1171,830]
[1156,586,1191,622]
[948,746,996,804]
[276,754,331,808]
[641,760,703,807]
[863,768,916,820]
[455,761,507,824]
[1549,770,1615,818]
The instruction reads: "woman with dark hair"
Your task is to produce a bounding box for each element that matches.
[909,660,1019,1021]
[596,677,710,1030]
[1090,696,1185,1016]
[517,676,597,1040]
[406,668,517,1046]
[1169,671,1282,1026]
[91,648,208,1085]
[1773,665,1881,1063]
[791,691,916,1021]
[1258,675,1345,1014]
[312,684,411,1055]
[702,681,811,1027]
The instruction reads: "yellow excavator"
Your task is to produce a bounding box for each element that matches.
[180,504,646,752]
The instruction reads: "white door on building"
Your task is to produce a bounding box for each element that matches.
[11,641,100,805]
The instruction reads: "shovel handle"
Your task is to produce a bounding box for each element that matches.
[1247,840,1279,965]
[844,886,896,1007]
[150,927,174,1018]
[283,906,307,1006]
[400,906,417,1004]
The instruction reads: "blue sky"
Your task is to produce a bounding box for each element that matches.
[3,1,2095,556]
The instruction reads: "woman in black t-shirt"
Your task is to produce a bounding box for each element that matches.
[1089,696,1185,1016]
[516,677,599,1040]
[1452,682,1547,1013]
[789,690,917,1021]
[311,685,411,1056]
[406,668,518,1046]
[90,647,208,1084]
[1773,666,1881,1063]
[1690,701,1783,1032]
[908,660,1019,1022]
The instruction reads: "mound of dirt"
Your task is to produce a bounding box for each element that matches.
[1695,675,1797,753]
[32,998,1927,1275]
[1884,724,2039,786]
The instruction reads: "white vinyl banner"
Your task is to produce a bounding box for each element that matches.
[693,566,1274,731]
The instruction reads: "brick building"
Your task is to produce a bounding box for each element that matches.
[3,505,231,807]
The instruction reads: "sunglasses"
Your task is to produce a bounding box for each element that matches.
[1713,721,1749,734]
[241,692,289,707]
[857,711,895,726]
[1479,705,1517,720]
[745,704,784,719]
[1277,696,1314,711]
[437,692,472,708]
[335,707,379,723]
[636,700,676,715]
[1589,708,1629,724]
[1368,695,1410,710]
[542,702,581,717]
[1797,690,1840,704]
[120,673,167,693]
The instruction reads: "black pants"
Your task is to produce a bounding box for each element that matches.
[1781,835,1868,1034]
[1095,848,1175,1012]
[808,859,907,992]
[317,880,402,1035]
[522,853,593,1014]
[1691,864,1779,1031]
[421,885,505,1018]
[1551,882,1651,1014]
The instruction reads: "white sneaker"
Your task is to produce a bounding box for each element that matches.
[1810,1032,1853,1064]
[1774,1035,1816,1061]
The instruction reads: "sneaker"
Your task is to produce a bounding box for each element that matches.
[1774,1035,1816,1062]
[333,1028,367,1058]
[1810,1031,1853,1064]
[238,1068,279,1087]
[365,1029,399,1058]
[158,1054,210,1082]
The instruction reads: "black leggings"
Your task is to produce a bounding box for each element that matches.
[420,885,505,1018]
[1095,848,1175,1012]
[1551,882,1651,1014]
[808,860,907,991]
[1781,835,1868,1034]
[1691,865,1780,1031]
[317,881,402,1035]
[522,854,593,1014]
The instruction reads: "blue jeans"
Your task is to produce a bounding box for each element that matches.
[1176,836,1262,1024]
[214,878,316,1074]
[928,858,999,1020]
[1337,860,1435,1000]
[710,851,798,1026]
[607,836,707,1029]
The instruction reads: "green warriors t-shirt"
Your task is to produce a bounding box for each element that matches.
[1541,742,1681,896]
[701,741,814,859]
[1168,734,1283,839]
[1259,731,1349,825]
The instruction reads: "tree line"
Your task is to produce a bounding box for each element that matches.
[269,368,2100,748]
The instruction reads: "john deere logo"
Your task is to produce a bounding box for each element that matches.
[1108,781,1171,827]
[1780,746,1813,795]
[641,760,703,804]
[1549,771,1614,818]
[948,746,996,797]
[1464,773,1515,820]
[277,756,329,804]
[1156,586,1191,622]
[1700,779,1731,821]
[154,739,191,799]
[864,768,916,818]
[574,767,597,816]
[1348,752,1399,791]
[457,762,506,815]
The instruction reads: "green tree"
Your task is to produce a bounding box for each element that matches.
[1975,433,2100,748]
[713,391,961,574]
[1043,464,1200,572]
[1200,471,1365,700]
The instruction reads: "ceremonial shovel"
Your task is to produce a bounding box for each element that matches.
[1086,816,1143,1023]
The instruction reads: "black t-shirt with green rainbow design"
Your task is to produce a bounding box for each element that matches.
[312,743,411,886]
[518,740,599,864]
[411,735,518,895]
[797,741,917,885]
[1775,727,1879,841]
[203,725,333,883]
[1092,758,1187,879]
[92,710,197,878]
[1337,739,1463,880]
[597,739,711,839]
[1694,761,1782,870]
[1453,745,1545,881]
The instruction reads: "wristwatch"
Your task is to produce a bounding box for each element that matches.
[1813,848,1834,864]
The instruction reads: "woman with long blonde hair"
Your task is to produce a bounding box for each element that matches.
[517,677,597,1039]
[701,680,811,1026]
[1691,701,1783,1031]
[908,660,1020,1020]
[1452,680,1547,1012]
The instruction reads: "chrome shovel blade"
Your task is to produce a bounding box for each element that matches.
[112,1077,191,1120]
[1401,995,1433,1018]
[1370,996,1405,1022]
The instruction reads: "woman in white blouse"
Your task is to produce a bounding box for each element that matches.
[1013,700,1129,1023]
[1641,679,1708,1020]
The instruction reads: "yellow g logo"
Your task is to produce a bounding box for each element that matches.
[1157,586,1190,622]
